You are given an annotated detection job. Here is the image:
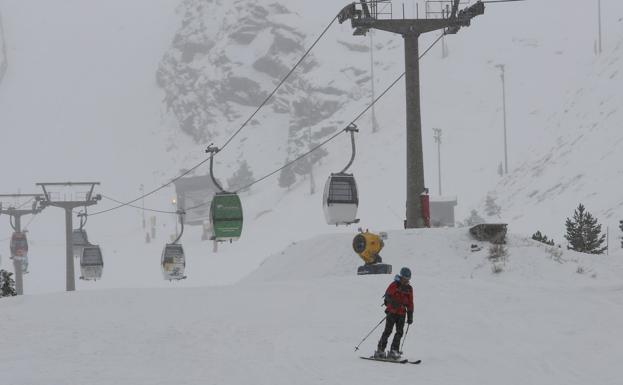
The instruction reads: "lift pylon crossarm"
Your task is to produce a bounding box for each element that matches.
[340,1,485,36]
[36,182,101,204]
[0,194,45,216]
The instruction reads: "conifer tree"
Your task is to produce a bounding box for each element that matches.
[532,231,554,246]
[484,194,501,217]
[227,160,254,192]
[564,203,607,254]
[463,209,485,226]
[278,160,296,190]
[0,270,16,297]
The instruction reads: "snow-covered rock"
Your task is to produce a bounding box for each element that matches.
[156,0,376,181]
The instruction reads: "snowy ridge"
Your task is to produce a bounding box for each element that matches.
[481,17,623,242]
[2,228,623,385]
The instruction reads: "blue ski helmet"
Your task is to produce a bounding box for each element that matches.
[399,267,412,279]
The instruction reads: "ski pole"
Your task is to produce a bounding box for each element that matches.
[400,323,410,353]
[354,316,386,351]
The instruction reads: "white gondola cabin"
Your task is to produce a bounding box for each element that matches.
[323,173,359,225]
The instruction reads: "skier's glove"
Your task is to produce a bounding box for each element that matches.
[407,311,413,325]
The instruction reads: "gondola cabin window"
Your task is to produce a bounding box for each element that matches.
[327,177,358,204]
[82,247,103,266]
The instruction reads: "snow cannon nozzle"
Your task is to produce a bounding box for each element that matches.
[353,230,392,275]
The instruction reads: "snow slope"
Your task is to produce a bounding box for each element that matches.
[480,16,623,243]
[2,228,622,385]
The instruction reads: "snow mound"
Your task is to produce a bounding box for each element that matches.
[244,227,622,285]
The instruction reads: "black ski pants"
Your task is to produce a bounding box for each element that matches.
[377,313,405,352]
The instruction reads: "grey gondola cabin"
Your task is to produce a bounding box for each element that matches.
[161,243,186,281]
[80,245,103,281]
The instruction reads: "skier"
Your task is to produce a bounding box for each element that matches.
[375,267,414,360]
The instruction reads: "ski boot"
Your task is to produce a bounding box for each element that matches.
[374,350,386,359]
[388,350,401,360]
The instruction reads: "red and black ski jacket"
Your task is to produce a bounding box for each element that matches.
[383,281,414,316]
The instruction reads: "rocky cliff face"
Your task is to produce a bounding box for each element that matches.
[156,0,375,181]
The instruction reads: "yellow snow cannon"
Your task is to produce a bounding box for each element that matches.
[352,230,392,275]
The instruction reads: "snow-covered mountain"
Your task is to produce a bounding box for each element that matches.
[155,0,398,187]
[2,228,622,385]
[154,0,623,221]
[479,16,623,244]
[157,0,357,145]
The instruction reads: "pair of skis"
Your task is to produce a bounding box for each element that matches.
[360,356,422,365]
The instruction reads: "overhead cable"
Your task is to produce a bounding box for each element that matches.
[217,15,339,153]
[229,33,447,194]
[91,31,445,216]
[87,14,339,217]
[89,158,210,216]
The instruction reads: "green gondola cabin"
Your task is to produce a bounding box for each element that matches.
[210,192,243,242]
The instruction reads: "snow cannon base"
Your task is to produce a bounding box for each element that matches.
[357,263,392,275]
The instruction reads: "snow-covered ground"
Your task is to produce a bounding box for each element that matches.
[2,228,622,385]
